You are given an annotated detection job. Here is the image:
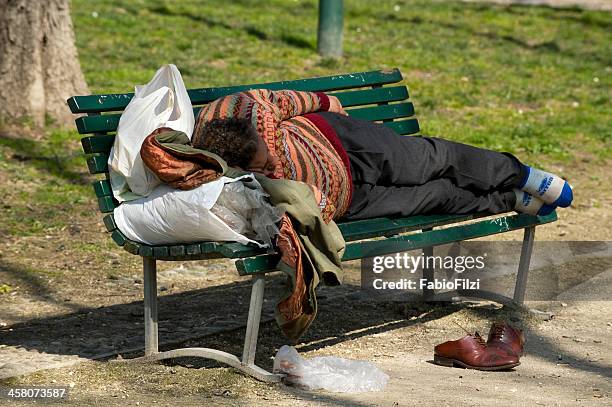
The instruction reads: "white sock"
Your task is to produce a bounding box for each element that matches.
[519,166,573,207]
[514,190,555,216]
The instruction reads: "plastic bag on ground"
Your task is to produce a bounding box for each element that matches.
[273,345,390,393]
[109,64,194,202]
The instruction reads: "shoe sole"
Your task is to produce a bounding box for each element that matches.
[434,355,520,371]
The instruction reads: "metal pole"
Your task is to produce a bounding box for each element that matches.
[242,275,266,366]
[422,231,435,301]
[143,257,158,356]
[514,226,536,304]
[317,0,343,58]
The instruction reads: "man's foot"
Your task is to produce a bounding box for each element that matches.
[519,166,573,207]
[514,190,556,216]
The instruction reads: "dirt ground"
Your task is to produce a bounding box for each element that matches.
[1,287,610,406]
[0,150,610,405]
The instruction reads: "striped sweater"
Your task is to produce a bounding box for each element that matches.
[194,89,352,222]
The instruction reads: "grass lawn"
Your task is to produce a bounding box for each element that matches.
[72,0,611,160]
[0,0,610,237]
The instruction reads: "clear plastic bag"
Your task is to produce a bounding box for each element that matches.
[210,179,282,250]
[273,345,389,393]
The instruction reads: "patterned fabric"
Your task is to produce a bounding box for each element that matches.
[194,89,352,222]
[140,127,227,190]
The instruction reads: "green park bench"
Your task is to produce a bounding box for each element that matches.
[67,68,557,382]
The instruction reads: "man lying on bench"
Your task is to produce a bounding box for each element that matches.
[191,89,573,221]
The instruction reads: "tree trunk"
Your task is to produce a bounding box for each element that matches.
[0,0,88,126]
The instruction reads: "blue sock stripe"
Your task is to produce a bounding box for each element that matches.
[552,182,574,208]
[537,204,556,216]
[518,165,530,189]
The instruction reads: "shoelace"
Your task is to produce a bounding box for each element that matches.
[491,323,506,341]
[453,321,487,347]
[473,332,487,348]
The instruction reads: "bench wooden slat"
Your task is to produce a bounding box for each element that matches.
[76,114,119,135]
[153,246,170,257]
[207,213,490,259]
[136,241,225,259]
[235,212,558,274]
[186,244,202,256]
[330,86,408,107]
[108,235,241,259]
[122,213,495,260]
[199,242,219,253]
[76,87,413,136]
[86,155,108,174]
[77,108,215,135]
[169,245,186,257]
[102,214,117,232]
[96,208,494,261]
[342,212,557,261]
[67,69,403,113]
[124,241,140,255]
[93,179,112,197]
[383,119,420,135]
[347,102,414,122]
[338,213,489,241]
[81,116,421,156]
[111,230,127,246]
[139,245,154,257]
[82,134,115,154]
[98,196,116,213]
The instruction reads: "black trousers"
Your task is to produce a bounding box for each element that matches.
[317,112,526,220]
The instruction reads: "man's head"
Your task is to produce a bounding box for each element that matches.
[192,118,279,176]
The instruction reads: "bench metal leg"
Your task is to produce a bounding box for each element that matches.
[125,265,281,383]
[513,226,535,304]
[143,257,158,356]
[242,274,265,366]
[418,226,537,306]
[422,228,435,301]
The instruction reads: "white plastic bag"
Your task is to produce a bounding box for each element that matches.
[114,175,275,247]
[273,345,390,393]
[108,64,195,202]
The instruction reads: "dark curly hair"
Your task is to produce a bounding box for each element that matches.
[192,118,259,169]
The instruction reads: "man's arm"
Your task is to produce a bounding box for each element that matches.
[197,88,345,143]
[253,89,346,121]
[194,89,347,175]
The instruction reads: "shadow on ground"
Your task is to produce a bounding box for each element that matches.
[370,7,609,65]
[142,4,315,51]
[0,132,89,185]
[1,272,610,381]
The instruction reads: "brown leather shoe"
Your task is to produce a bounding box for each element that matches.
[487,322,525,357]
[434,332,520,371]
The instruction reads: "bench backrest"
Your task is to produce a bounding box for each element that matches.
[67,68,420,257]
